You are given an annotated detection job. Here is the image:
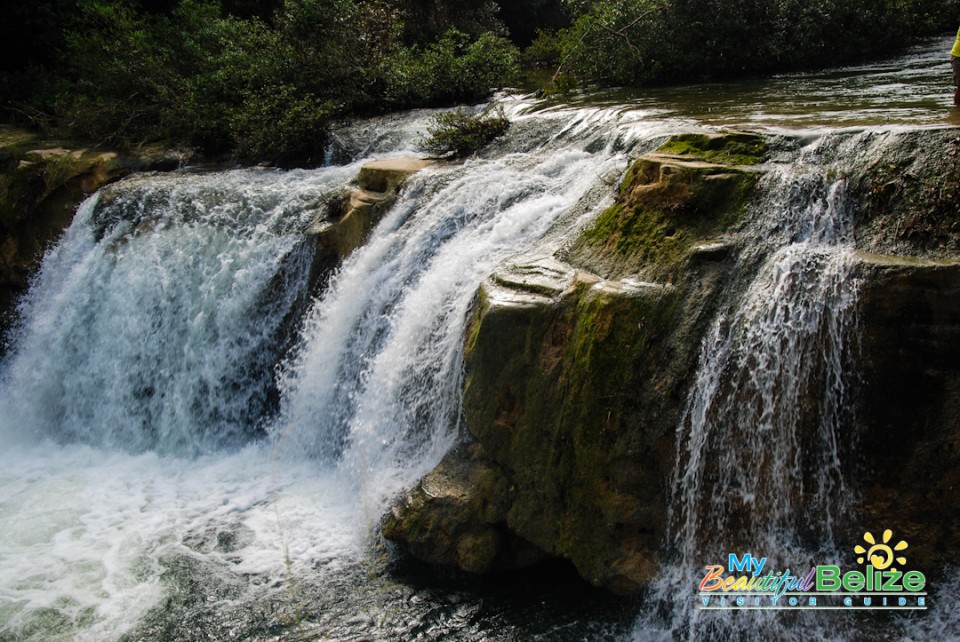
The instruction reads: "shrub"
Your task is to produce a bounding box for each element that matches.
[382,30,520,108]
[420,108,510,158]
[6,0,520,164]
[229,85,334,166]
[553,0,960,87]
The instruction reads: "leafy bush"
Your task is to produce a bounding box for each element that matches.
[420,108,511,158]
[382,30,520,108]
[524,28,564,69]
[229,86,334,166]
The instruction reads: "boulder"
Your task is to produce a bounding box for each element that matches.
[381,443,545,574]
[564,135,760,281]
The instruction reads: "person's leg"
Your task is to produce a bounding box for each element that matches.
[953,57,960,106]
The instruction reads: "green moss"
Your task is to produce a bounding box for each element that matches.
[656,132,767,166]
[579,152,757,278]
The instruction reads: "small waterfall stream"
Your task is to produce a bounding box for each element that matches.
[633,138,863,640]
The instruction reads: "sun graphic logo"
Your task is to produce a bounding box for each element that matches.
[855,529,908,571]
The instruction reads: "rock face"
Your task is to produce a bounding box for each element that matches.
[384,133,762,593]
[566,138,760,281]
[382,443,546,574]
[308,158,433,286]
[851,253,960,574]
[384,129,960,594]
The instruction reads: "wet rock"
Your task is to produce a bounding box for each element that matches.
[850,252,960,574]
[384,135,754,595]
[564,133,760,281]
[382,443,545,574]
[852,129,960,259]
[308,157,433,289]
[357,158,434,193]
[386,248,731,594]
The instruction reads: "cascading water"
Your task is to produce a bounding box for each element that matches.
[0,168,358,454]
[0,103,671,641]
[631,136,863,641]
[272,133,644,522]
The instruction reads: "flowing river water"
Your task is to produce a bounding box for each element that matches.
[0,35,957,642]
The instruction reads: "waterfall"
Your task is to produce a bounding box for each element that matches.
[0,44,954,635]
[633,136,864,640]
[0,104,673,641]
[272,143,633,512]
[0,167,359,454]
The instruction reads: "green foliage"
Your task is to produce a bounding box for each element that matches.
[542,72,580,97]
[524,29,564,69]
[555,0,668,85]
[420,108,511,158]
[392,0,505,44]
[229,86,334,166]
[382,30,520,108]
[4,0,959,162]
[553,0,960,86]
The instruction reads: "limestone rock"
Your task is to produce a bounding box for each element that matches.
[357,158,434,194]
[564,133,761,281]
[381,443,545,574]
[309,158,433,289]
[384,135,756,595]
[386,247,732,594]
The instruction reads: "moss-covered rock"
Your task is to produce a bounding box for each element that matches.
[384,134,762,594]
[384,128,960,597]
[654,132,767,166]
[386,245,733,593]
[565,132,761,281]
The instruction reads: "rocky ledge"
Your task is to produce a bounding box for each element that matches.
[308,158,434,288]
[384,132,762,593]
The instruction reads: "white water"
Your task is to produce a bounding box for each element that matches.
[630,144,862,639]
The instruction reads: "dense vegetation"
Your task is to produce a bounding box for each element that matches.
[2,0,524,164]
[537,0,960,90]
[2,0,957,165]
